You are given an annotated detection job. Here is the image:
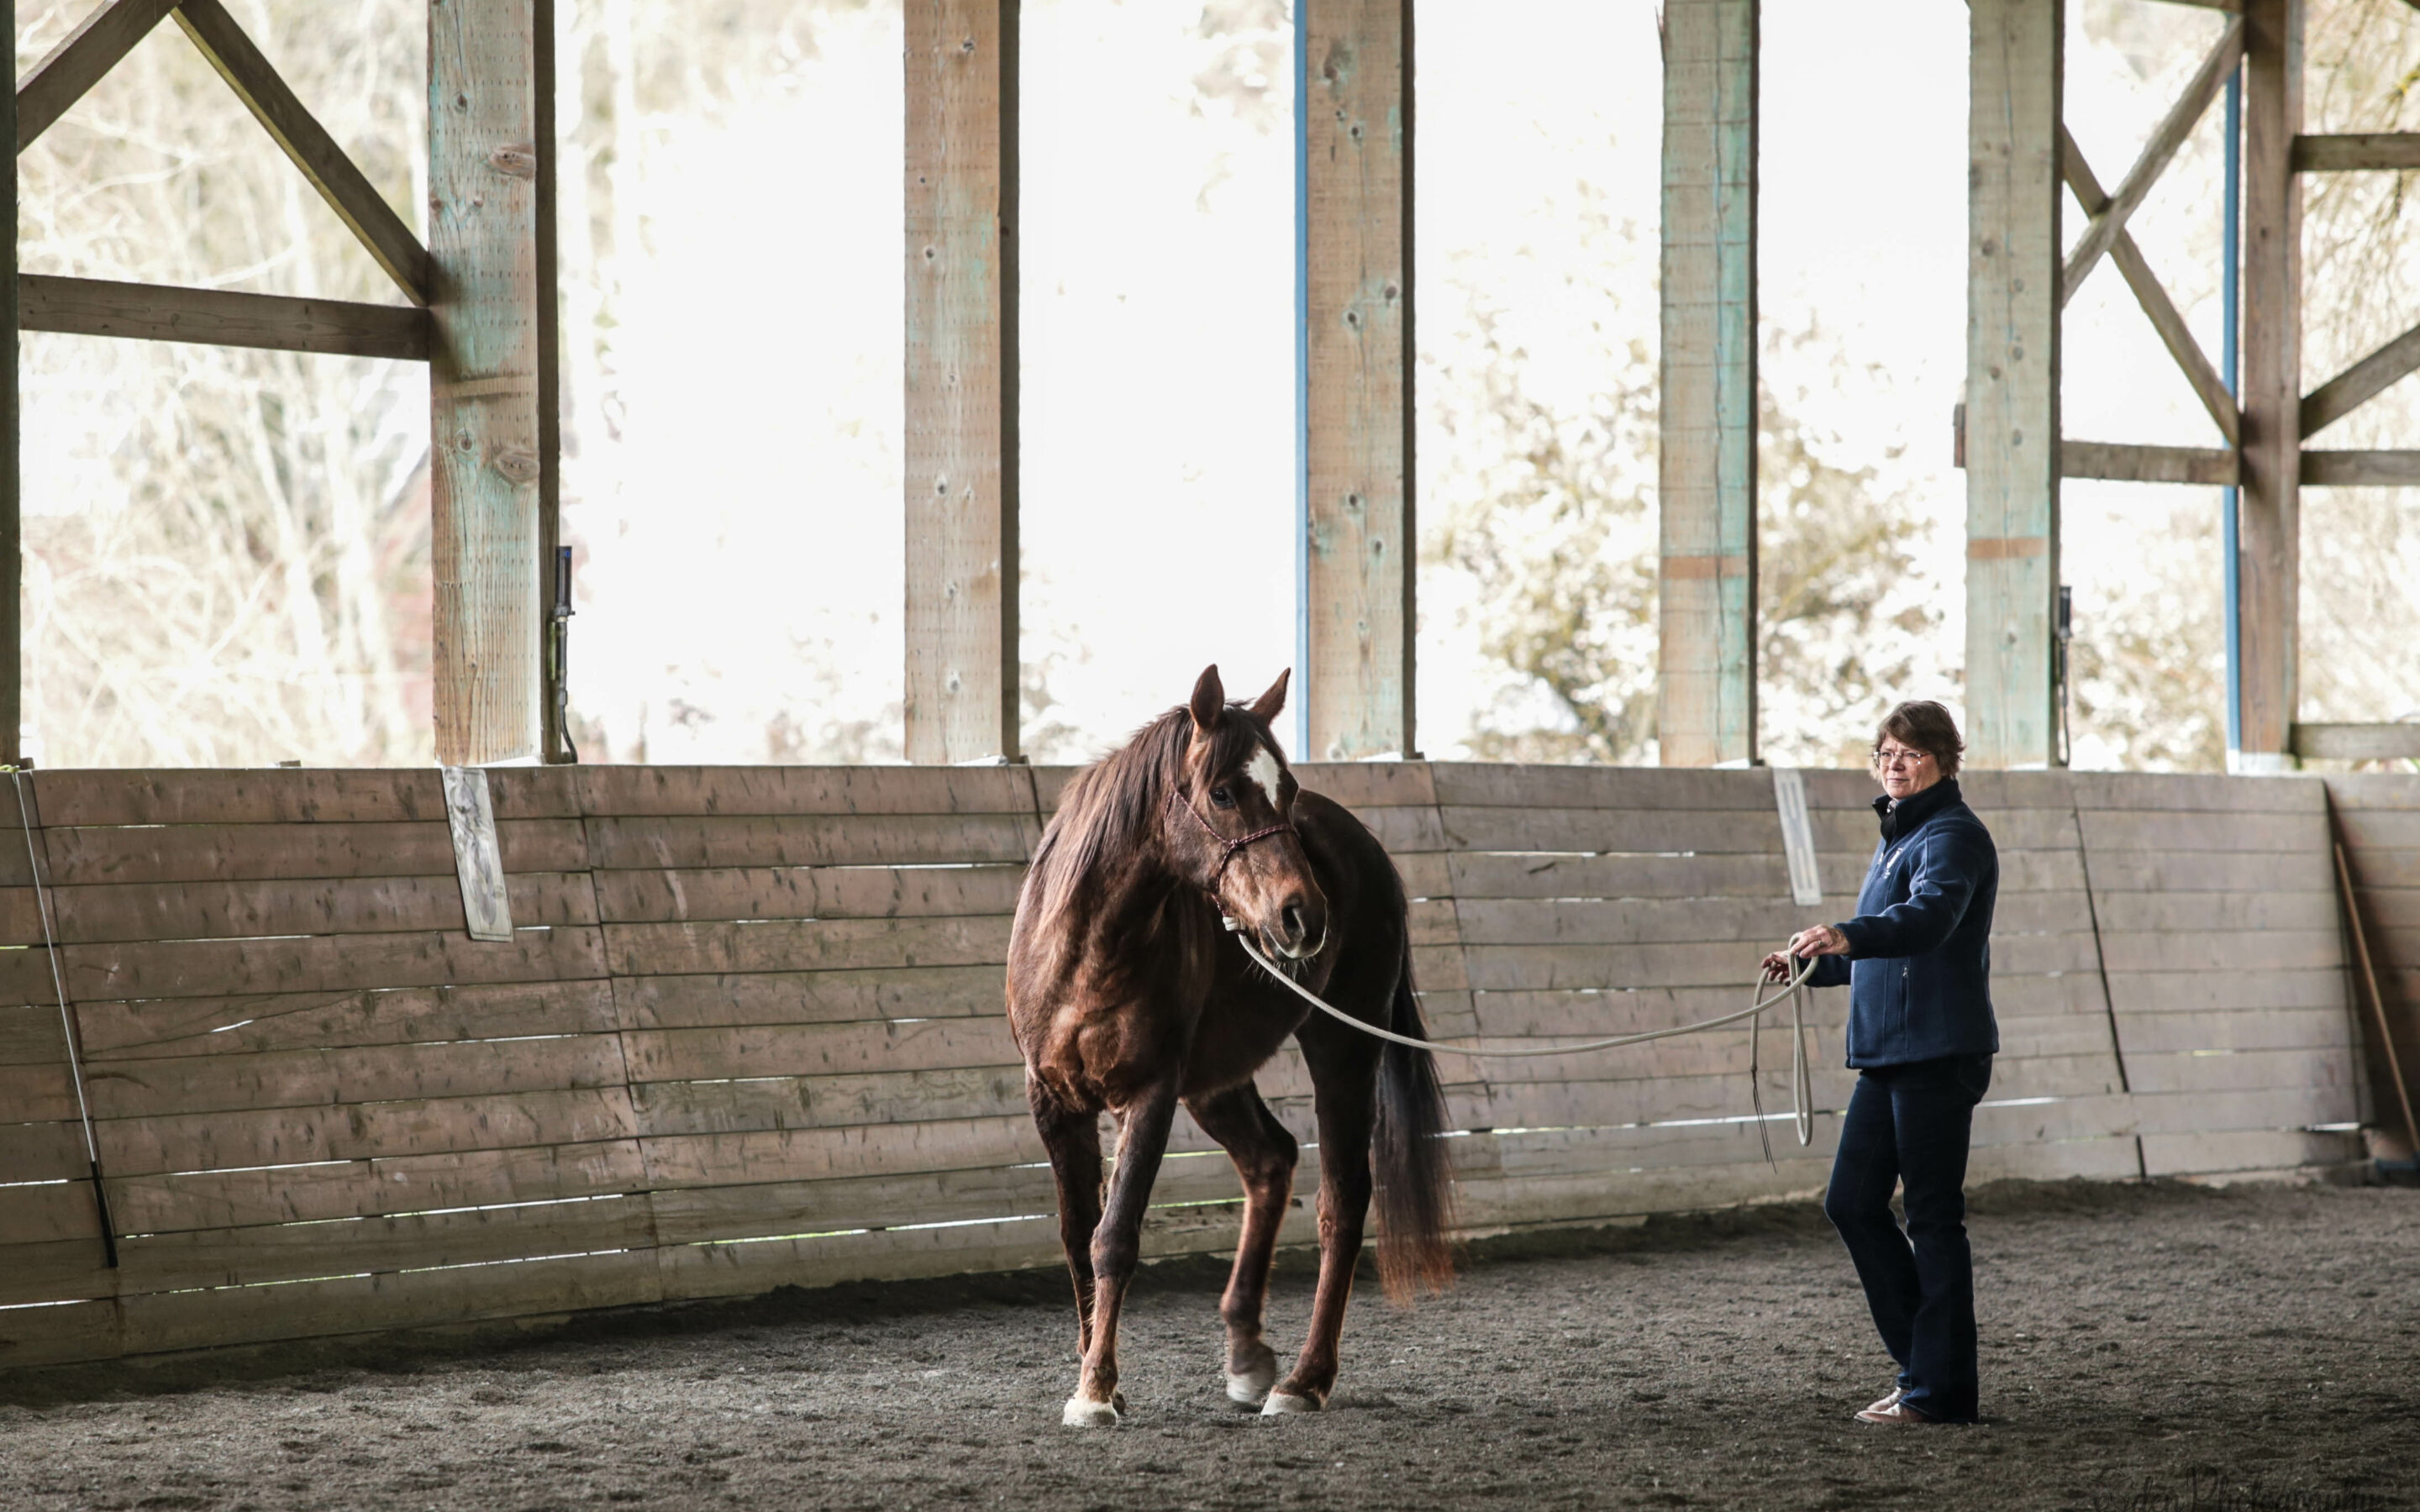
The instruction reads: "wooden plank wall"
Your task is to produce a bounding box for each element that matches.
[2327,776,2420,1146]
[0,764,2390,1370]
[2079,774,2358,1175]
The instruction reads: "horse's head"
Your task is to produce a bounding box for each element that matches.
[1171,664,1328,961]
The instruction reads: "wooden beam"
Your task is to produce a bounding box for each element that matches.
[2300,319,2420,438]
[1301,0,1414,761]
[13,0,178,151]
[1657,0,1757,769]
[2290,132,2420,172]
[169,0,431,305]
[2060,440,2238,485]
[534,0,564,764]
[2297,449,2420,487]
[2295,723,2420,760]
[2146,0,2240,10]
[2061,17,2243,304]
[429,0,550,765]
[1966,0,2063,769]
[2059,127,2238,445]
[2237,0,2301,764]
[903,0,1018,765]
[3,3,17,767]
[18,274,428,359]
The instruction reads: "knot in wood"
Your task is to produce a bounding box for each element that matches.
[489,143,539,180]
[960,35,977,54]
[492,447,541,486]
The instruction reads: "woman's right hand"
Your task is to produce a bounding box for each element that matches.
[1761,950,1796,982]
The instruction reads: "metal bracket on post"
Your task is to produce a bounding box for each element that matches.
[549,544,577,764]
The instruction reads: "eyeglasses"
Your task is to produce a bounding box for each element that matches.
[1871,747,1932,771]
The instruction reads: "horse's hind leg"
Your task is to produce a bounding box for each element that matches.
[1185,1083,1297,1406]
[1028,1083,1105,1357]
[1063,1077,1181,1427]
[1267,1035,1380,1415]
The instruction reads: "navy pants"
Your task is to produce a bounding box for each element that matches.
[1823,1053,1992,1422]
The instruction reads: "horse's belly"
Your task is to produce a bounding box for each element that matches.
[1181,1002,1303,1098]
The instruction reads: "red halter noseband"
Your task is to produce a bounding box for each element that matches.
[1169,786,1296,903]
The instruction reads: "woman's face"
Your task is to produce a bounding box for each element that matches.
[1872,741,1944,801]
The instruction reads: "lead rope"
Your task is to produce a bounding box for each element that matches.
[10,767,118,1266]
[1236,936,1822,1152]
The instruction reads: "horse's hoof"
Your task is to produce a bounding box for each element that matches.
[1062,1394,1122,1428]
[1225,1369,1274,1407]
[1225,1348,1279,1406]
[1260,1389,1321,1416]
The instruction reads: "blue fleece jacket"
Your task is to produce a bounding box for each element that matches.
[1809,778,2001,1068]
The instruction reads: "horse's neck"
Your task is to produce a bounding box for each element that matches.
[1060,838,1200,969]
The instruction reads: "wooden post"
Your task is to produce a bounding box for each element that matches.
[534,0,566,763]
[2236,0,2301,771]
[1965,0,2063,769]
[3,0,18,766]
[905,0,1019,765]
[429,0,551,765]
[1657,0,1758,768]
[1299,0,1413,761]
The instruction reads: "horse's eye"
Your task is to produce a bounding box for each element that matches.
[1209,785,1235,809]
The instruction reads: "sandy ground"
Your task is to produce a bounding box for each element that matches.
[3,1178,2417,1512]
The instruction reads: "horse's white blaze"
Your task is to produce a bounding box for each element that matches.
[1242,744,1283,806]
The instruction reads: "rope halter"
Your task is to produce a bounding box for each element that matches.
[1167,785,1297,911]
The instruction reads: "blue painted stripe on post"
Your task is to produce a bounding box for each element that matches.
[2222,65,2243,759]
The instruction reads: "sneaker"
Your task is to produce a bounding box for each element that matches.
[1861,1387,1905,1416]
[1854,1400,1935,1426]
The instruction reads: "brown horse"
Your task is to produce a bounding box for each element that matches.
[1007,665,1455,1427]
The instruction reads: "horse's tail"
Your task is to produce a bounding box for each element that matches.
[1373,937,1457,1302]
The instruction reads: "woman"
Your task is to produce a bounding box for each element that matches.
[1761,700,1998,1426]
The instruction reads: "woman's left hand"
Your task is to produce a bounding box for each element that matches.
[1788,924,1849,959]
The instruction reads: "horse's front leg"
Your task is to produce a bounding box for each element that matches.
[1267,1041,1378,1414]
[1063,1076,1181,1427]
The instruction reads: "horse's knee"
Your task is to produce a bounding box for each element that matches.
[1091,1228,1140,1279]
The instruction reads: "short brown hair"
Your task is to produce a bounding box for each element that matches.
[1874,701,1965,776]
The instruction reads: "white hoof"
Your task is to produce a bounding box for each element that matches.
[1062,1394,1122,1428]
[1225,1349,1279,1406]
[1260,1389,1320,1416]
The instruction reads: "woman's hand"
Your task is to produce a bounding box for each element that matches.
[1763,925,1849,981]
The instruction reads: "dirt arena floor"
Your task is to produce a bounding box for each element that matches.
[3,1177,2416,1512]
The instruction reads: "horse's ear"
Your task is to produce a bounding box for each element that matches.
[1188,664,1225,733]
[1249,668,1290,724]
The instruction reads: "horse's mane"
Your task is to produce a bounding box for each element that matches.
[1028,701,1275,932]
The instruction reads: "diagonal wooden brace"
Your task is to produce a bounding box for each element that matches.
[2060,127,2240,447]
[171,0,432,305]
[15,0,180,151]
[2302,321,2420,439]
[2061,15,2244,305]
